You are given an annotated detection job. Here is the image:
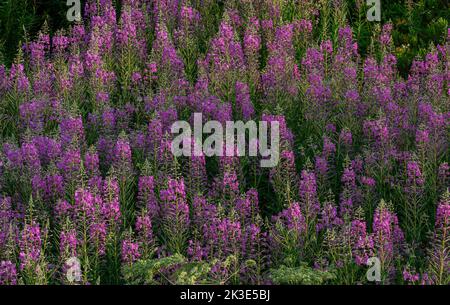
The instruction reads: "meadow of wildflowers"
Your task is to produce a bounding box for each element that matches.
[0,0,448,285]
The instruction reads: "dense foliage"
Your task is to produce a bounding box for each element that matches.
[0,0,448,285]
[1,0,449,74]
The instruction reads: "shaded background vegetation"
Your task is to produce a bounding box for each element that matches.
[0,0,449,75]
[0,0,69,64]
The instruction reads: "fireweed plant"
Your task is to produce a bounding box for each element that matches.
[0,0,448,285]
